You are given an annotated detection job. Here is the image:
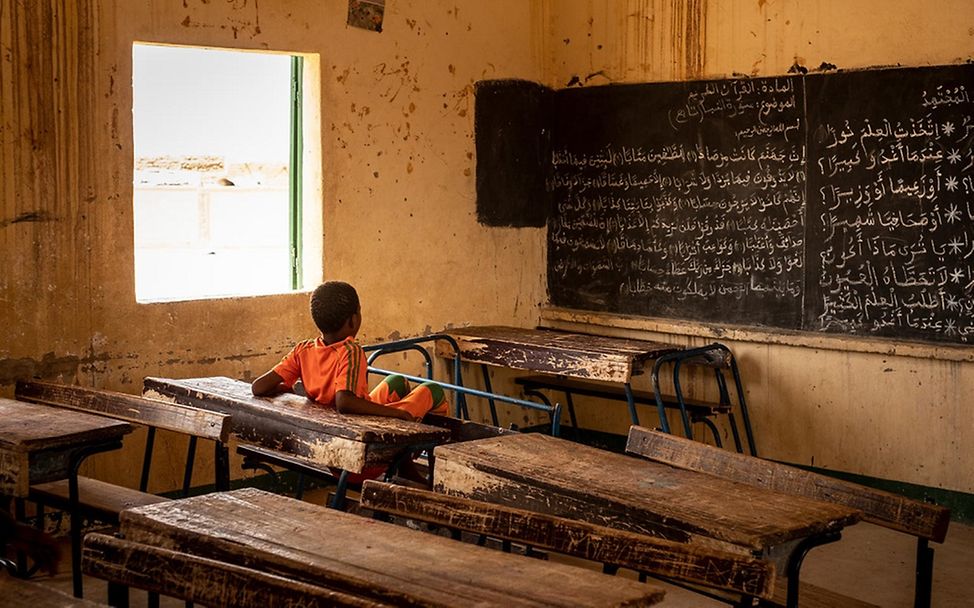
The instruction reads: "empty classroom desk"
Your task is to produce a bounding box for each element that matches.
[0,399,132,597]
[439,325,679,429]
[433,433,862,608]
[83,487,666,607]
[143,376,452,507]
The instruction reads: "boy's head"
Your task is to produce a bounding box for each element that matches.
[310,281,361,336]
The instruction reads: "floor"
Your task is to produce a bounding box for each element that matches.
[25,496,974,607]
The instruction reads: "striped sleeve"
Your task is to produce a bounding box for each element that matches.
[334,340,368,397]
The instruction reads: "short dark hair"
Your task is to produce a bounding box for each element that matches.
[310,281,360,334]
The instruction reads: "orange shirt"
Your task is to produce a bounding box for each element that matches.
[272,337,369,407]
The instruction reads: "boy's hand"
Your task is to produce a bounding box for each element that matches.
[392,408,417,421]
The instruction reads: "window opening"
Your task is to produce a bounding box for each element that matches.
[132,44,318,302]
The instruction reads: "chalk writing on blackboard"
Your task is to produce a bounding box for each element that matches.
[547,75,806,327]
[805,66,974,343]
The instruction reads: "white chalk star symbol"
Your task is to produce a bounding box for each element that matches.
[943,122,956,136]
[945,295,961,310]
[945,204,962,222]
[947,238,965,254]
[949,268,965,283]
[944,319,958,334]
[945,176,959,192]
[947,149,962,164]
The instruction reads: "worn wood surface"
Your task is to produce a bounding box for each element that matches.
[31,476,170,518]
[0,399,132,497]
[433,433,860,554]
[421,413,516,442]
[438,326,678,383]
[359,480,774,598]
[625,426,950,543]
[119,488,664,607]
[143,377,451,474]
[16,380,231,442]
[0,576,104,607]
[83,532,385,608]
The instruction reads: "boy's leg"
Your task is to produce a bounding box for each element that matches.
[386,382,450,420]
[369,374,411,405]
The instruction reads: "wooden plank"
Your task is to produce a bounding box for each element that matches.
[120,488,665,607]
[16,380,230,442]
[0,577,103,607]
[439,326,678,383]
[31,476,170,518]
[421,413,516,442]
[359,480,775,598]
[0,399,132,496]
[433,434,860,554]
[143,376,450,474]
[625,426,950,543]
[83,532,386,608]
[0,398,131,451]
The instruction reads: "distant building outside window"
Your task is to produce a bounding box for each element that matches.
[132,43,321,302]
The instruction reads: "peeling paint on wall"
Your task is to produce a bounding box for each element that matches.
[0,352,85,386]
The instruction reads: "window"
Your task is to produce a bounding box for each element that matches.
[132,44,321,302]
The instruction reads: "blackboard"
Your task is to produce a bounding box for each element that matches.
[545,64,974,345]
[474,80,551,227]
[804,65,974,343]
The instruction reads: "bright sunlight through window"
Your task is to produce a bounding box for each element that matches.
[132,44,321,303]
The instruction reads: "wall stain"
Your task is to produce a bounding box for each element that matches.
[0,352,90,385]
[0,211,56,229]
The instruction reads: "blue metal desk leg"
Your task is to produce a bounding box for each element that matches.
[624,383,640,426]
[480,365,500,427]
[329,470,350,511]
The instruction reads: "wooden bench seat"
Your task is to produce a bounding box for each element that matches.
[626,426,950,608]
[83,532,377,608]
[360,479,775,599]
[515,374,731,416]
[30,477,170,521]
[15,379,232,598]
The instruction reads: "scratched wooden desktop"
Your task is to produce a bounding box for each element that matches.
[433,432,862,608]
[143,376,451,475]
[82,488,666,607]
[439,325,680,429]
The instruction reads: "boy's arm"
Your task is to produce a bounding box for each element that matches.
[252,370,289,396]
[335,390,414,420]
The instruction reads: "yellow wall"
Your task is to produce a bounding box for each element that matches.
[1,0,972,495]
[0,0,546,490]
[542,0,974,495]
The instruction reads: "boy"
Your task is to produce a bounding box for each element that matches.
[251,281,449,421]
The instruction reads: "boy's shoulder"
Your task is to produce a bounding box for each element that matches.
[293,336,363,354]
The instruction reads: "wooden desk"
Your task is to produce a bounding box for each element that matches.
[92,487,665,607]
[0,399,132,499]
[0,399,132,597]
[439,325,679,428]
[434,433,861,607]
[143,376,453,507]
